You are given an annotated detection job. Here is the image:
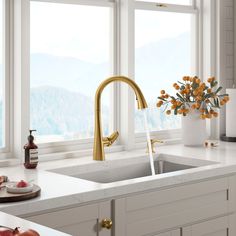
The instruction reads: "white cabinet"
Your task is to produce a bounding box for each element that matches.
[26,201,112,236]
[25,175,236,236]
[154,229,180,236]
[113,177,234,236]
[183,214,236,236]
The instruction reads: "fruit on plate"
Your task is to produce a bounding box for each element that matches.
[0,227,40,236]
[16,229,40,236]
[0,227,19,236]
[16,180,28,188]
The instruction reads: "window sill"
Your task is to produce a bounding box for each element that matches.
[39,144,124,162]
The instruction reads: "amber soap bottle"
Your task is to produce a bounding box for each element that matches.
[24,130,38,169]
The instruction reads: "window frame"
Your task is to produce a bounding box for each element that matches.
[132,0,201,144]
[0,0,13,157]
[6,0,206,160]
[28,0,119,155]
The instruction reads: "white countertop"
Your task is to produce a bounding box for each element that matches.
[0,211,69,235]
[1,142,236,218]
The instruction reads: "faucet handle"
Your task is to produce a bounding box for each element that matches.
[146,139,164,154]
[103,131,119,147]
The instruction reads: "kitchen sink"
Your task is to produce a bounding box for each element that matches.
[49,154,217,184]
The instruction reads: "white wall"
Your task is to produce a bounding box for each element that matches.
[217,0,234,136]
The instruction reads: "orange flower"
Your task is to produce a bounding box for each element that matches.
[166,110,171,115]
[207,77,215,83]
[185,89,190,94]
[206,113,212,119]
[213,112,218,117]
[156,101,163,107]
[160,90,165,94]
[223,96,230,102]
[220,100,225,106]
[177,101,182,106]
[200,114,206,119]
[196,103,201,109]
[207,88,212,93]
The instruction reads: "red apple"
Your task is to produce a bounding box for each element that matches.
[0,227,19,236]
[16,229,40,236]
[16,180,28,188]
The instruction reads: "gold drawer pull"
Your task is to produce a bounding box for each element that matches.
[156,3,167,7]
[101,218,113,229]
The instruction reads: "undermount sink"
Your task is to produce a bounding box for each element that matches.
[49,154,217,184]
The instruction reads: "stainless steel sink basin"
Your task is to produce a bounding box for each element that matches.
[71,160,194,183]
[49,154,217,184]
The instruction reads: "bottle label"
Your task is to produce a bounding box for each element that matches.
[29,149,38,164]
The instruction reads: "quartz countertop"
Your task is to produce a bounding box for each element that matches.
[0,142,236,217]
[0,211,70,235]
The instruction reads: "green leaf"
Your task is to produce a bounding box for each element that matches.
[177,81,185,86]
[176,93,185,102]
[218,94,228,97]
[158,97,167,101]
[215,86,222,94]
[174,108,178,115]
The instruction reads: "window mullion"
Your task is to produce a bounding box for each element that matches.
[118,0,135,150]
[13,0,30,159]
[135,1,197,14]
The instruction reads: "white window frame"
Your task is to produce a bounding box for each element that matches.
[14,0,120,157]
[0,0,13,158]
[131,0,201,145]
[8,0,220,161]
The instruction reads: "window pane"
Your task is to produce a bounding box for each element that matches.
[0,0,4,147]
[135,10,192,132]
[136,0,192,5]
[30,2,111,143]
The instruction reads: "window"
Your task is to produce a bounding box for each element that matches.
[136,0,192,5]
[4,0,201,158]
[0,0,3,147]
[30,1,113,143]
[135,4,196,133]
[0,0,8,150]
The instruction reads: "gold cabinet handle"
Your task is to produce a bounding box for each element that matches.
[101,218,113,229]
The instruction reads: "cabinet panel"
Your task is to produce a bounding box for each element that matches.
[26,201,111,236]
[154,229,180,236]
[183,214,236,236]
[183,216,229,236]
[114,178,229,236]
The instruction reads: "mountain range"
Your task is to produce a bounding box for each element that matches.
[0,32,188,143]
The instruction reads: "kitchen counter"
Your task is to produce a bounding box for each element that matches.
[1,142,236,217]
[0,211,70,235]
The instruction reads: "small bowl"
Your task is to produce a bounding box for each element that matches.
[6,182,33,194]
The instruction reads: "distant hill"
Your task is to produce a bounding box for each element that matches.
[31,86,109,138]
[0,33,188,142]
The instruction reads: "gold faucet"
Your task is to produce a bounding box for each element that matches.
[93,76,148,161]
[146,139,164,154]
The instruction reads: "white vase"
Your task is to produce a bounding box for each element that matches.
[181,109,207,146]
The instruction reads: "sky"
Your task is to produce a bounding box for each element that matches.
[0,0,2,64]
[30,1,191,63]
[30,2,110,64]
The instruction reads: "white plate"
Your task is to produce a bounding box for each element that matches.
[6,182,33,194]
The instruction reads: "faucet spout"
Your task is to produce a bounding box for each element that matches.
[93,76,148,161]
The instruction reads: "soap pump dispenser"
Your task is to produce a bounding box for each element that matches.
[24,129,38,169]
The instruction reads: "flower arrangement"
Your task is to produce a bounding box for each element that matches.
[156,76,229,119]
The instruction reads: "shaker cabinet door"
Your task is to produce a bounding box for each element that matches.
[26,201,112,236]
[154,229,180,236]
[183,214,236,236]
